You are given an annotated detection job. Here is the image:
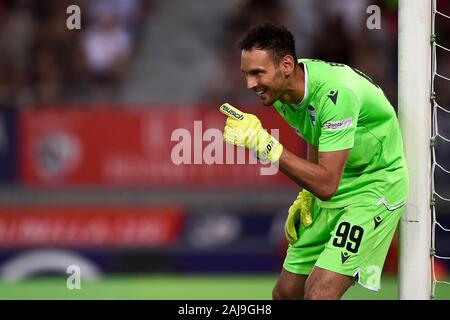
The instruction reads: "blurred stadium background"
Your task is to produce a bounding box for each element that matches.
[0,0,449,300]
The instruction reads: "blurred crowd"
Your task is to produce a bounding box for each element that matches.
[0,0,449,110]
[0,0,152,109]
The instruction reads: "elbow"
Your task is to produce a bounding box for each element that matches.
[317,193,333,201]
[316,184,339,201]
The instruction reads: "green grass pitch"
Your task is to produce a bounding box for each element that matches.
[0,274,449,300]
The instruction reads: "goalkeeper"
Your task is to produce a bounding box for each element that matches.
[219,23,408,300]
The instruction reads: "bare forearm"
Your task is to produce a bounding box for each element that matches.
[278,147,338,201]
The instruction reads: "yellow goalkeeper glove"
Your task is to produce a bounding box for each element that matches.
[284,189,315,245]
[219,103,283,163]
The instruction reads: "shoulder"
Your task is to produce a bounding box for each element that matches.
[314,85,359,110]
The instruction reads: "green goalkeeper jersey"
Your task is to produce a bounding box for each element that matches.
[274,58,409,208]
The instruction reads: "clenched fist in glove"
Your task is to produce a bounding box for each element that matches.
[219,103,283,163]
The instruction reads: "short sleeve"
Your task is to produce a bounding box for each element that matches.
[317,87,360,152]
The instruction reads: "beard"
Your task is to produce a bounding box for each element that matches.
[260,87,283,106]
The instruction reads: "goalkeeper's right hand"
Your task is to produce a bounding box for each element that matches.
[219,103,283,164]
[284,189,315,245]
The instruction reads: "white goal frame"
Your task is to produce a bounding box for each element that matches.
[397,0,432,300]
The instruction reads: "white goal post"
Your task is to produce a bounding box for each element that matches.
[397,0,432,300]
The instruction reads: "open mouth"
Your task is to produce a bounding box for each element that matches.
[256,88,268,97]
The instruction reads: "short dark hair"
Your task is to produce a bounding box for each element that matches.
[237,22,297,63]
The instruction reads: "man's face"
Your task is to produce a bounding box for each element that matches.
[240,48,287,106]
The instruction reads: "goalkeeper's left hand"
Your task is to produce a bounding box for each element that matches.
[219,103,283,163]
[284,189,315,245]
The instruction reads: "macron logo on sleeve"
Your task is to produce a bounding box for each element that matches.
[323,118,353,131]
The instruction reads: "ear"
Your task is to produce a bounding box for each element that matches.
[280,55,295,77]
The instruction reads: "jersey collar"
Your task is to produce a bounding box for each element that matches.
[289,61,309,110]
